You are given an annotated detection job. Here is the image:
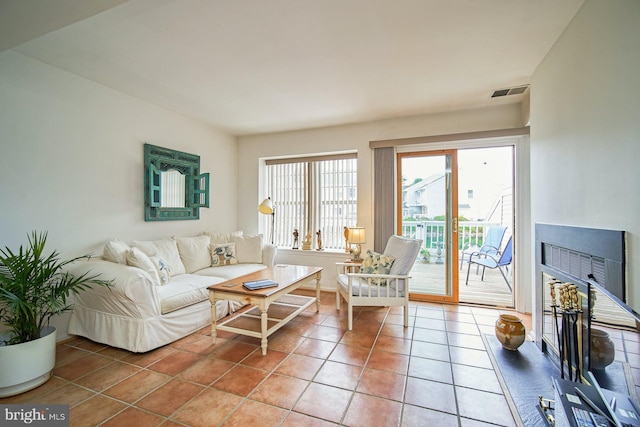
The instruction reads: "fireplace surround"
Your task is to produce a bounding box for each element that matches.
[534,223,638,390]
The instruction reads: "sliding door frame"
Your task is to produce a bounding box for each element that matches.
[397,150,459,304]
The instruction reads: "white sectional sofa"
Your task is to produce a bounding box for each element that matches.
[67,231,276,353]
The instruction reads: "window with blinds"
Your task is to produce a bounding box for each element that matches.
[264,153,357,250]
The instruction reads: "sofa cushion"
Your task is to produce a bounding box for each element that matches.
[233,234,263,264]
[157,274,225,314]
[126,247,161,286]
[132,238,186,276]
[103,239,130,264]
[176,235,211,273]
[204,230,243,244]
[210,242,238,267]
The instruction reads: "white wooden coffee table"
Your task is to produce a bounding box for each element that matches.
[208,265,322,355]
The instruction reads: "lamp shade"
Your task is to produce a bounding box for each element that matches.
[258,197,274,215]
[348,227,366,244]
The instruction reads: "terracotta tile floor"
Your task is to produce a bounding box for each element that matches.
[1,291,532,426]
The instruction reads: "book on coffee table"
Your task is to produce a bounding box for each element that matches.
[243,279,279,290]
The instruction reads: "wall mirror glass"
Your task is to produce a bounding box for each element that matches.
[144,143,210,221]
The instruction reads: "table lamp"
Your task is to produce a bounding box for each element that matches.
[348,227,366,261]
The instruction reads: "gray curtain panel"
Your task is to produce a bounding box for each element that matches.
[373,147,395,252]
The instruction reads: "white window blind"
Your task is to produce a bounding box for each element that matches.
[265,153,357,250]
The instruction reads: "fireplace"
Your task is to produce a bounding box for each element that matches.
[534,224,638,389]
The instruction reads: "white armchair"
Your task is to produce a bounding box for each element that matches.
[336,235,422,330]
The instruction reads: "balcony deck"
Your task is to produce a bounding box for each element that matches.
[410,259,514,307]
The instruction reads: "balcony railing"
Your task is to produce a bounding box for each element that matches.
[401,220,502,260]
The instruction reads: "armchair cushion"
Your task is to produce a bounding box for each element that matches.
[337,274,402,296]
[385,236,422,276]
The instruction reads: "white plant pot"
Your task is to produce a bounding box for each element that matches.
[0,326,56,398]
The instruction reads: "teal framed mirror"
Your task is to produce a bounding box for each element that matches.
[144,143,210,221]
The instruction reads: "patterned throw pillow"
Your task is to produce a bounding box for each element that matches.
[151,256,171,285]
[210,243,238,267]
[360,249,396,285]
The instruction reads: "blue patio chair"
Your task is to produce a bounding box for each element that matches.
[465,236,513,291]
[459,226,506,270]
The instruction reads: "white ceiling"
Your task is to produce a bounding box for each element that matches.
[4,0,584,136]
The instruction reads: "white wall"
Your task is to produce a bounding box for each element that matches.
[0,51,238,339]
[237,104,526,296]
[531,0,640,310]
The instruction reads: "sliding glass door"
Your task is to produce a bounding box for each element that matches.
[398,150,459,303]
[398,146,515,307]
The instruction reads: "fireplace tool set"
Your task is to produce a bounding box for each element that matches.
[549,279,584,381]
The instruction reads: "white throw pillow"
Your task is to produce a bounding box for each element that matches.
[232,234,263,264]
[132,238,186,276]
[126,247,161,286]
[210,242,238,266]
[103,239,130,264]
[175,235,211,273]
[204,230,243,244]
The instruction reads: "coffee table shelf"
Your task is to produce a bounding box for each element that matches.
[216,294,315,338]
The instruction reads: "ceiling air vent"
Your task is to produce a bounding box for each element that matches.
[491,85,529,98]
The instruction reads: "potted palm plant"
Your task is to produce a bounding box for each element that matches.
[0,231,111,397]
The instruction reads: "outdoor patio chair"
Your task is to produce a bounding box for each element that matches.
[459,226,507,270]
[465,236,513,291]
[336,235,422,330]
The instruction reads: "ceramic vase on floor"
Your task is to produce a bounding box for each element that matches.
[495,314,526,351]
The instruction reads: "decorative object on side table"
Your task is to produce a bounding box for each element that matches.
[495,313,526,351]
[348,227,366,261]
[316,230,323,251]
[344,226,350,252]
[0,231,111,397]
[292,228,299,249]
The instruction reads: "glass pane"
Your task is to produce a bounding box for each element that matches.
[458,146,514,306]
[266,158,357,249]
[160,169,186,208]
[401,155,451,297]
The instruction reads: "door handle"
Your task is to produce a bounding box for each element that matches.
[452,217,458,234]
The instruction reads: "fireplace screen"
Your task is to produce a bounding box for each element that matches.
[542,271,638,383]
[536,224,638,392]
